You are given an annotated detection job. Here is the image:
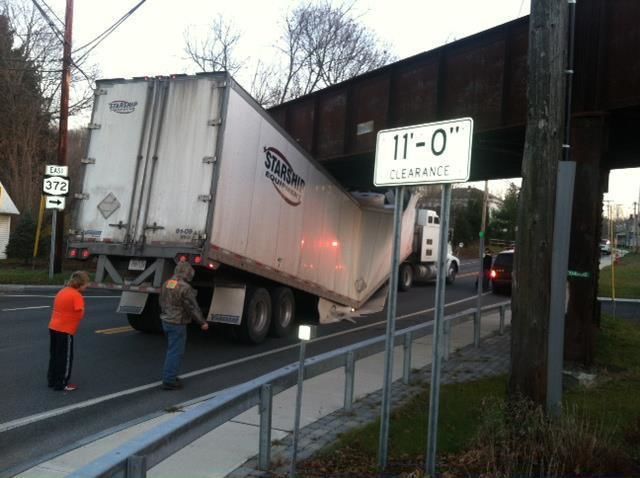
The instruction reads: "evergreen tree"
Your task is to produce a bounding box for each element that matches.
[6,212,36,263]
[452,188,484,246]
[489,183,520,241]
[0,12,51,213]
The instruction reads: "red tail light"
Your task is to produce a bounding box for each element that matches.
[193,255,203,265]
[68,248,78,258]
[490,269,497,279]
[81,249,91,259]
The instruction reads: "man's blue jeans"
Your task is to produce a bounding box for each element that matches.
[162,321,187,384]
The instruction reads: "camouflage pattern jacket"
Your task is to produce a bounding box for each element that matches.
[159,263,206,326]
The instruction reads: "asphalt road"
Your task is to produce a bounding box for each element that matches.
[0,258,505,474]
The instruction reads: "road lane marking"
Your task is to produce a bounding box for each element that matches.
[0,293,493,434]
[95,326,134,335]
[1,306,51,312]
[0,295,119,299]
[457,272,477,278]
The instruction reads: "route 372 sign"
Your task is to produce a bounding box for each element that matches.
[42,176,70,196]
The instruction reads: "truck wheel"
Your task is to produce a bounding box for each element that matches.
[239,287,272,344]
[269,287,295,337]
[127,296,162,333]
[446,263,458,285]
[398,263,413,291]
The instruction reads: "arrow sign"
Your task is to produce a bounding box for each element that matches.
[45,196,66,211]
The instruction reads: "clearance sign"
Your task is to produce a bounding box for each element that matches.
[374,118,473,187]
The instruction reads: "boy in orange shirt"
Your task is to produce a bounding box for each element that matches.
[47,271,90,391]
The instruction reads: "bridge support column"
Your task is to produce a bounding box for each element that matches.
[565,114,608,367]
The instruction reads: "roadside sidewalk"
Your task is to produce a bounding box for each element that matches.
[16,311,510,478]
[232,322,511,478]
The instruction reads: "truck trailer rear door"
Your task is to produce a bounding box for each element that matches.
[133,75,222,246]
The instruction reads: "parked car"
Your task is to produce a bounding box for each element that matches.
[490,249,514,295]
[600,239,611,255]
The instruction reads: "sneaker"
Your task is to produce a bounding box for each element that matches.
[63,384,78,392]
[162,381,183,390]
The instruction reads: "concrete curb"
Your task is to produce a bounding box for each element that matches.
[0,284,64,293]
[598,297,640,303]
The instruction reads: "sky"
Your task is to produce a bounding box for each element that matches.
[42,0,639,214]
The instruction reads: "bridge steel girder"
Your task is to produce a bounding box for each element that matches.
[268,0,640,188]
[566,114,609,367]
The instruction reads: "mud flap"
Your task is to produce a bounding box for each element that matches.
[117,291,149,315]
[208,285,246,325]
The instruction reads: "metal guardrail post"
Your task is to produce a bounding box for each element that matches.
[344,350,355,412]
[290,340,307,478]
[258,384,273,470]
[126,455,146,478]
[473,310,480,347]
[402,331,413,384]
[499,304,506,335]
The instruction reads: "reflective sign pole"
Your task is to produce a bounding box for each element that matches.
[425,183,452,476]
[475,180,489,346]
[49,209,57,279]
[377,186,404,470]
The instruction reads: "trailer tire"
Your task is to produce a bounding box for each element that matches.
[269,287,295,337]
[127,296,162,333]
[446,263,458,285]
[398,263,413,291]
[239,287,272,344]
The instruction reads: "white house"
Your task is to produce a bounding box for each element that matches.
[0,180,20,259]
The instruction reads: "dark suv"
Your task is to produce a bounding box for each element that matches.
[491,249,514,295]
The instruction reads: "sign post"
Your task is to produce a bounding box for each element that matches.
[425,182,452,474]
[43,165,69,279]
[374,118,473,473]
[49,209,57,279]
[376,185,404,470]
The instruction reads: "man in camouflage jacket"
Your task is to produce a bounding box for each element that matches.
[159,261,209,389]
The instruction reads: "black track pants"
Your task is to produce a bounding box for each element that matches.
[48,329,74,390]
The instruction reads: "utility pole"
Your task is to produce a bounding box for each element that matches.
[53,0,74,273]
[510,0,569,405]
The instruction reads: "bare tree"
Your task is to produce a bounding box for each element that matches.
[0,0,96,214]
[274,1,395,103]
[248,60,281,107]
[184,14,244,75]
[5,0,95,118]
[182,2,394,107]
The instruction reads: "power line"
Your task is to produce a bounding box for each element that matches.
[30,0,64,41]
[28,0,94,89]
[40,0,65,29]
[73,0,147,61]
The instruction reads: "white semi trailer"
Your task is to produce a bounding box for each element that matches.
[68,73,458,343]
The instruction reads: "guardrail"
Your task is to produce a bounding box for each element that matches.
[69,301,511,478]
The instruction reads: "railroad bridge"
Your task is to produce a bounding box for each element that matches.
[268,0,640,362]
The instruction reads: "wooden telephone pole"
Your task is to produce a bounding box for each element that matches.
[510,0,570,404]
[53,0,74,273]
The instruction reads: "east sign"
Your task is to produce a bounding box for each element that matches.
[374,118,473,187]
